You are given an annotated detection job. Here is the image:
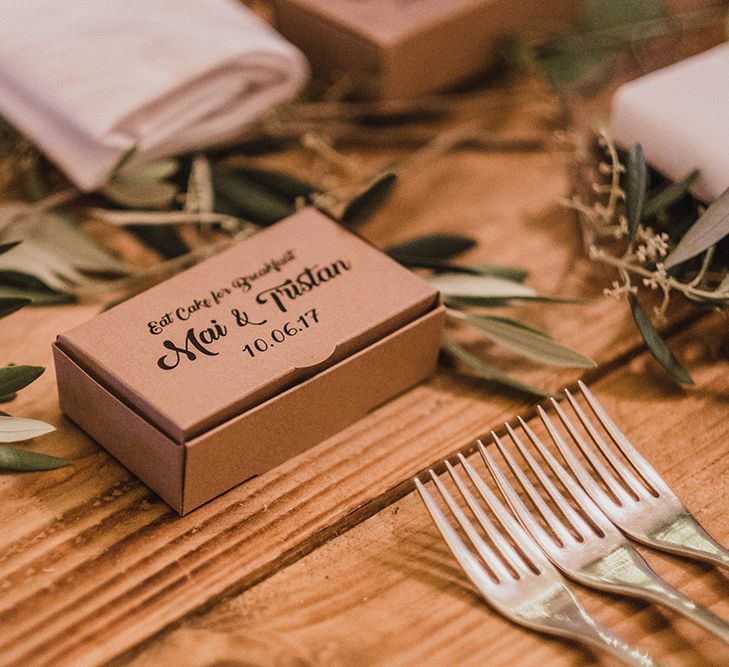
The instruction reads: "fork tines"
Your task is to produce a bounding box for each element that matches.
[417,381,729,656]
[543,381,729,568]
[479,385,729,642]
[415,458,656,666]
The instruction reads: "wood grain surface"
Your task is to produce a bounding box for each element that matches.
[122,314,729,667]
[0,65,727,667]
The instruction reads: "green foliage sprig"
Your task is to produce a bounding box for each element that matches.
[0,242,68,471]
[504,1,727,95]
[385,233,594,397]
[565,130,729,383]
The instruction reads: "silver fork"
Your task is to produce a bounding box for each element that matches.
[541,380,729,569]
[481,423,729,643]
[415,459,656,666]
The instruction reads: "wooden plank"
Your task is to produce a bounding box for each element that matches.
[0,142,698,666]
[121,312,729,667]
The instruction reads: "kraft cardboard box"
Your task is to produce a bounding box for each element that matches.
[273,0,579,98]
[54,208,445,514]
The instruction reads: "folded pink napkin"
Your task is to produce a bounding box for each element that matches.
[0,0,308,190]
[611,43,729,203]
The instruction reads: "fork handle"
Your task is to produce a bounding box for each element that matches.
[555,596,659,666]
[577,623,659,667]
[633,569,729,643]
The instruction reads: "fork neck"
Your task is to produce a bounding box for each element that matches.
[647,512,729,571]
[697,546,729,570]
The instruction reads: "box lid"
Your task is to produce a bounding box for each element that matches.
[57,208,439,443]
[275,0,486,46]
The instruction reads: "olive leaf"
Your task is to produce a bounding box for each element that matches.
[467,314,552,338]
[584,0,665,30]
[385,233,476,261]
[0,444,68,471]
[444,296,523,308]
[0,365,44,395]
[664,185,729,269]
[628,293,692,384]
[446,294,583,308]
[127,225,189,259]
[101,159,179,209]
[0,245,89,292]
[27,211,130,274]
[625,143,646,241]
[389,256,480,273]
[643,169,699,219]
[442,337,550,397]
[0,280,72,305]
[341,171,397,226]
[470,262,529,283]
[538,44,616,94]
[526,0,667,94]
[428,273,537,300]
[229,166,318,199]
[0,241,21,256]
[461,314,595,368]
[0,415,55,443]
[0,208,130,295]
[389,256,528,282]
[213,169,294,226]
[0,297,30,318]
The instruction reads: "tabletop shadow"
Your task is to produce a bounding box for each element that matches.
[373,525,601,666]
[377,520,729,666]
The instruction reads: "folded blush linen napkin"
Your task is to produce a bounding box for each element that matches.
[0,0,308,190]
[611,43,729,203]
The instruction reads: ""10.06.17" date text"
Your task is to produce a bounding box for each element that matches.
[242,308,320,358]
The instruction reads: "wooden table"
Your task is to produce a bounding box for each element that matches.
[2,69,729,667]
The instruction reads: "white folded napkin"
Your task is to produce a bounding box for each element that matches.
[611,43,729,203]
[0,0,308,191]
